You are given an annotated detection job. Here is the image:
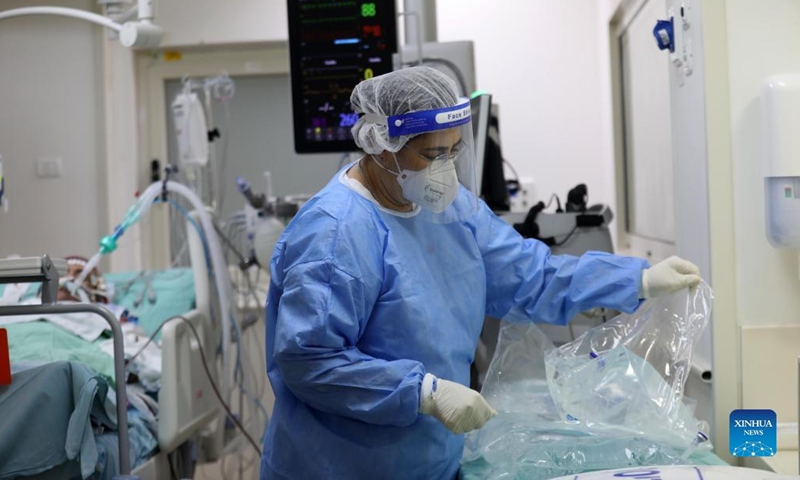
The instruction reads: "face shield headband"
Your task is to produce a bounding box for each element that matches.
[362,97,472,138]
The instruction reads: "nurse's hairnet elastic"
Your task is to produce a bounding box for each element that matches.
[350,66,460,154]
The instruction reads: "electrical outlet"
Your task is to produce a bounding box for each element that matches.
[36,157,63,179]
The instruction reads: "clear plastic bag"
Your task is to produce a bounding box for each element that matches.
[461,283,714,480]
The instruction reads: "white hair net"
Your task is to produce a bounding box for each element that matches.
[350,66,460,154]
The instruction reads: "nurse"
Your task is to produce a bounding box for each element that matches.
[260,66,700,480]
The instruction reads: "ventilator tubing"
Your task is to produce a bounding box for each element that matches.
[77,181,235,397]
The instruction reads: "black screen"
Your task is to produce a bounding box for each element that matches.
[287,0,398,154]
[482,106,510,212]
[470,95,487,179]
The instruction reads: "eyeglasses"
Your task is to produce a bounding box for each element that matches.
[403,138,466,163]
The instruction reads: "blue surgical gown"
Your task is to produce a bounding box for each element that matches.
[260,171,647,480]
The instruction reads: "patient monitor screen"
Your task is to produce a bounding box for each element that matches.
[287,0,398,154]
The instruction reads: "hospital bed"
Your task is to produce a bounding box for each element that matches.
[0,220,223,480]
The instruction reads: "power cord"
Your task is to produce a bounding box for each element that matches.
[158,199,267,457]
[128,315,262,455]
[553,225,579,247]
[503,159,520,182]
[213,220,250,268]
[545,193,563,213]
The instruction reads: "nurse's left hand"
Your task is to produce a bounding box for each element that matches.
[639,256,701,299]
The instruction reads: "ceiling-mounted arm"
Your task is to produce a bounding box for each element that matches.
[0,6,122,31]
[0,0,162,49]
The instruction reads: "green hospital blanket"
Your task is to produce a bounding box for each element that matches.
[0,361,117,480]
[4,321,115,386]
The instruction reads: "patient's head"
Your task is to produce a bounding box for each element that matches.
[56,255,109,303]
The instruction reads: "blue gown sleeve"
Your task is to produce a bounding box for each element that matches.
[475,203,648,325]
[272,258,425,428]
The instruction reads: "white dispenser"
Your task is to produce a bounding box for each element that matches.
[763,74,800,248]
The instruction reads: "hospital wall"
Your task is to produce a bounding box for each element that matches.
[436,1,616,217]
[723,1,800,328]
[0,0,106,260]
[696,0,800,445]
[722,0,800,438]
[669,0,800,467]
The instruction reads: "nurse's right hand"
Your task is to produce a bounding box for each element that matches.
[419,374,497,434]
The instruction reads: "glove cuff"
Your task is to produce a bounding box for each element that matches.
[639,270,650,299]
[419,373,437,410]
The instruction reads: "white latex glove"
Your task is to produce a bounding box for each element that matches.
[640,256,702,299]
[419,373,497,434]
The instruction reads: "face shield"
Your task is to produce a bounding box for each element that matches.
[364,97,479,221]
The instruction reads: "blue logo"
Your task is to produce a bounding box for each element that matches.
[729,409,776,457]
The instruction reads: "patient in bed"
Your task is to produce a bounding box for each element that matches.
[0,257,165,478]
[0,255,162,390]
